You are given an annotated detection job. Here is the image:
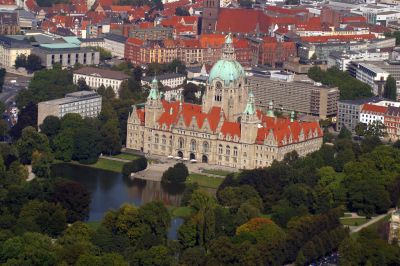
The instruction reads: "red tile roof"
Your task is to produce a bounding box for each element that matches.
[216,8,270,33]
[266,6,308,15]
[0,0,15,4]
[126,37,144,46]
[138,100,322,146]
[111,5,133,12]
[361,104,387,114]
[300,34,375,43]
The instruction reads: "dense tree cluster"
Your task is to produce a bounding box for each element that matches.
[161,162,189,184]
[14,54,43,73]
[122,157,148,177]
[308,66,373,100]
[384,31,400,45]
[146,59,187,76]
[384,75,397,100]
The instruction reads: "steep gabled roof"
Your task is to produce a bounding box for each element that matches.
[361,104,387,114]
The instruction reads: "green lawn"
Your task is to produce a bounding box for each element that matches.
[87,158,126,173]
[341,217,369,226]
[342,213,352,218]
[202,169,233,177]
[85,221,101,230]
[170,206,194,218]
[351,214,391,239]
[112,153,139,161]
[186,173,223,189]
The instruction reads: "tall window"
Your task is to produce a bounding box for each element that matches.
[218,144,223,154]
[179,137,184,149]
[155,134,159,144]
[190,139,196,151]
[233,147,238,157]
[162,135,166,145]
[203,142,209,153]
[226,146,230,156]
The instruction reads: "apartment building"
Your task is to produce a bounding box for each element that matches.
[37,91,102,126]
[336,96,382,133]
[104,34,127,59]
[0,35,31,68]
[73,67,129,96]
[348,62,389,95]
[359,104,387,124]
[128,25,173,41]
[247,72,340,119]
[328,50,390,71]
[33,45,100,69]
[142,73,185,89]
[0,12,20,35]
[369,61,400,99]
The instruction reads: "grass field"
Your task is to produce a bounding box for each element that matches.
[87,158,126,173]
[341,217,369,226]
[202,169,233,177]
[85,221,101,230]
[112,153,139,161]
[186,173,223,189]
[170,206,194,218]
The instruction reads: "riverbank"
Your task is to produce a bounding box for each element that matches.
[55,158,127,173]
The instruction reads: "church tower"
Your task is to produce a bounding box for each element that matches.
[202,34,248,121]
[201,0,220,34]
[145,77,163,129]
[240,91,260,144]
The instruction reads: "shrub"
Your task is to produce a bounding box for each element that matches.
[122,157,148,177]
[161,163,189,184]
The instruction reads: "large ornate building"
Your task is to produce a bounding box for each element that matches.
[126,35,323,169]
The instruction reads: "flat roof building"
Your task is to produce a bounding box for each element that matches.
[38,91,102,126]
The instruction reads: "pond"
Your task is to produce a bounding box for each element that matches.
[51,163,185,222]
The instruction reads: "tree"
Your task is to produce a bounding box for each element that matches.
[16,200,67,237]
[52,129,75,162]
[338,126,352,139]
[16,126,50,164]
[31,151,53,178]
[175,6,190,16]
[365,120,387,138]
[26,54,43,73]
[310,53,317,61]
[39,115,61,138]
[384,75,397,100]
[122,157,148,177]
[52,179,91,222]
[9,102,38,139]
[0,119,8,138]
[0,232,58,265]
[15,54,27,68]
[161,162,189,184]
[73,126,101,164]
[77,77,91,91]
[355,122,367,138]
[100,119,121,155]
[128,245,173,266]
[338,237,363,266]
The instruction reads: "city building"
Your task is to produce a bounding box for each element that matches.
[385,105,400,141]
[73,67,129,96]
[128,25,173,41]
[0,35,32,68]
[248,72,340,119]
[0,12,20,35]
[388,210,400,246]
[336,96,382,133]
[327,50,390,71]
[359,103,387,124]
[79,37,105,48]
[104,33,127,59]
[348,62,389,95]
[369,61,400,99]
[126,34,323,169]
[33,46,100,69]
[142,73,186,89]
[37,91,102,126]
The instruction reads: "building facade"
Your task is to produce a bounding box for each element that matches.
[0,35,31,68]
[248,73,340,119]
[37,91,102,126]
[73,67,129,96]
[388,210,400,246]
[142,73,186,89]
[126,35,323,169]
[33,46,99,69]
[0,12,20,35]
[104,34,127,59]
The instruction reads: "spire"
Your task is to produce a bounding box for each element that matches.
[243,91,256,115]
[221,33,236,61]
[148,76,159,100]
[267,100,274,117]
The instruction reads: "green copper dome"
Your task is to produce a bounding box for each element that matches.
[208,59,245,84]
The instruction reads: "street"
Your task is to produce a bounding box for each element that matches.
[0,73,31,105]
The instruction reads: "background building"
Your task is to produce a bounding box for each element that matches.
[142,73,185,89]
[37,91,102,126]
[248,72,340,119]
[0,35,31,68]
[0,12,20,35]
[104,34,127,59]
[73,67,129,96]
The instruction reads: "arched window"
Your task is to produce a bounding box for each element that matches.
[190,139,196,151]
[162,135,166,145]
[226,145,230,156]
[155,134,159,144]
[169,136,173,145]
[233,147,238,157]
[218,144,223,154]
[203,142,209,153]
[179,137,184,149]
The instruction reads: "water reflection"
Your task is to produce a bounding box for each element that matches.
[51,163,183,221]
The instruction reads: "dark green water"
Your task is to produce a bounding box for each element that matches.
[51,163,184,222]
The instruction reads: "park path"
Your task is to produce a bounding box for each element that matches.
[350,209,394,234]
[99,155,130,163]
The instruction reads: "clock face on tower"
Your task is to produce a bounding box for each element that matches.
[216,81,222,89]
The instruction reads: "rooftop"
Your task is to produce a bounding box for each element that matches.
[104,33,128,43]
[142,73,185,82]
[40,91,101,105]
[74,67,130,80]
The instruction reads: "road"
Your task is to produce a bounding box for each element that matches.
[0,73,31,105]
